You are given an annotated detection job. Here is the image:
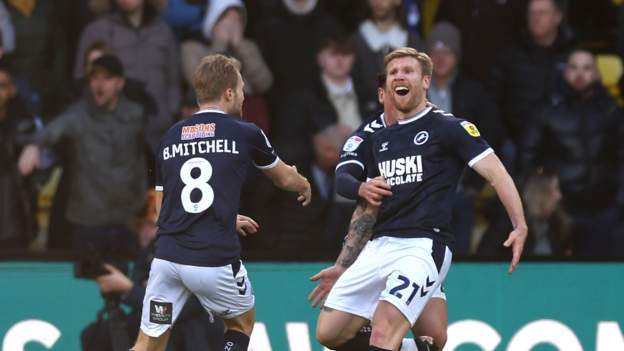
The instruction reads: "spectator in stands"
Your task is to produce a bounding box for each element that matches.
[0,2,15,58]
[520,49,624,257]
[0,64,37,249]
[488,0,574,145]
[18,54,147,257]
[74,41,157,118]
[255,0,340,104]
[272,32,362,171]
[74,0,180,152]
[477,171,574,257]
[265,33,362,259]
[435,0,526,83]
[351,0,424,116]
[181,0,273,131]
[426,22,502,147]
[426,21,504,254]
[4,0,70,116]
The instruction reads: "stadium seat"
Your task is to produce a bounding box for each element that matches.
[596,54,623,105]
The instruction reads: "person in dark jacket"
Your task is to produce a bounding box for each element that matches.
[488,0,574,144]
[3,0,70,116]
[351,0,424,117]
[520,49,624,257]
[435,0,527,83]
[255,0,340,107]
[272,32,364,171]
[0,64,38,249]
[426,21,504,254]
[478,171,574,257]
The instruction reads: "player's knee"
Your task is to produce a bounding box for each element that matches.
[316,324,338,348]
[370,323,394,346]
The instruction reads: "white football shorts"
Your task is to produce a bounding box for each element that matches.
[324,237,452,325]
[140,258,254,337]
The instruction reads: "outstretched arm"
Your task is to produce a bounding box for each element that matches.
[473,152,528,273]
[263,160,311,206]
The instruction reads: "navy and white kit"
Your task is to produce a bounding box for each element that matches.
[335,113,447,301]
[326,107,492,324]
[141,109,278,337]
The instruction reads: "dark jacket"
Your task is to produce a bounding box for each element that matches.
[435,0,526,83]
[34,96,148,226]
[4,0,70,116]
[0,97,38,244]
[255,3,340,102]
[488,30,575,141]
[351,26,424,117]
[520,82,624,213]
[272,78,363,170]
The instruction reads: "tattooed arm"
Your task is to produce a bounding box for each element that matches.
[336,201,379,268]
[308,200,379,307]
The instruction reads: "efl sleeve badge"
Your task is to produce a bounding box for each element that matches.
[460,121,481,137]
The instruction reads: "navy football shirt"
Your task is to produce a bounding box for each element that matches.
[367,107,492,245]
[336,113,388,182]
[154,109,278,266]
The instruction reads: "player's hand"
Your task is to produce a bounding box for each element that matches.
[18,144,40,176]
[236,214,259,236]
[308,265,346,308]
[358,176,392,207]
[293,165,312,206]
[503,225,528,274]
[96,264,133,294]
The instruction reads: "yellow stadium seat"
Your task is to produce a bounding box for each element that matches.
[596,54,623,86]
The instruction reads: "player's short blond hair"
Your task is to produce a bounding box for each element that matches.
[383,47,433,77]
[193,54,242,104]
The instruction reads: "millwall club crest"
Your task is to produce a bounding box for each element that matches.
[414,131,429,145]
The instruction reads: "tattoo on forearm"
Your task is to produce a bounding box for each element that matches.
[336,201,377,268]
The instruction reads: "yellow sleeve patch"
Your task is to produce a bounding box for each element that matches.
[460,121,481,137]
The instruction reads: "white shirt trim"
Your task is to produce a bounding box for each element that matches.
[195,108,226,115]
[336,160,365,171]
[255,156,280,170]
[155,185,163,192]
[468,148,494,168]
[380,113,387,128]
[397,106,433,125]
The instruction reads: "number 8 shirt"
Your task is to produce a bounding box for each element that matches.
[153,109,278,267]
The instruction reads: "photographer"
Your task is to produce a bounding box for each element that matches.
[81,214,260,350]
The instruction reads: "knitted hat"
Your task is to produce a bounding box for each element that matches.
[426,22,462,58]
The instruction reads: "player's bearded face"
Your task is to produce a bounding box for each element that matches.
[386,57,429,113]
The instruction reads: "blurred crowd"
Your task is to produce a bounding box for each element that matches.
[2,0,624,262]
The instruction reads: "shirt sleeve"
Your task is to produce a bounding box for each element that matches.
[334,131,371,199]
[249,125,279,169]
[444,119,493,168]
